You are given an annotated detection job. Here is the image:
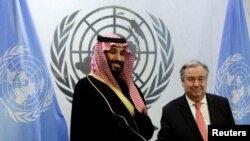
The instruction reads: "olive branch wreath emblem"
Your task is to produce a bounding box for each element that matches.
[215,53,250,120]
[0,45,53,122]
[50,10,174,106]
[144,14,174,106]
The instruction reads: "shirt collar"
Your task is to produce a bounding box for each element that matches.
[185,94,207,107]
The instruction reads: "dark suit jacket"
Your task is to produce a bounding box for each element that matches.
[156,93,235,141]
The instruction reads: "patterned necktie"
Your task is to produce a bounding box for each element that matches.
[195,102,208,141]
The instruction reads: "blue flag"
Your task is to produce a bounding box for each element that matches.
[0,0,69,140]
[215,0,250,124]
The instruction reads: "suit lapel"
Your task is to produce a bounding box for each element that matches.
[179,95,204,138]
[206,94,217,124]
[179,95,199,131]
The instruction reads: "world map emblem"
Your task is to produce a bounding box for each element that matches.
[215,54,250,120]
[0,46,53,122]
[50,6,174,107]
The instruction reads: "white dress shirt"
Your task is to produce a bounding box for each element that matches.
[186,94,211,131]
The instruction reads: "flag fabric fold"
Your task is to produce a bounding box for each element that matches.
[215,0,250,124]
[0,0,69,140]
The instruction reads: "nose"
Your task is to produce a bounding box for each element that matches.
[193,79,200,86]
[115,53,123,61]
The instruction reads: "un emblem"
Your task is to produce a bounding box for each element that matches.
[215,53,250,120]
[50,6,174,107]
[0,46,53,122]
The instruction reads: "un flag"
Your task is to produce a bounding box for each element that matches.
[215,0,250,124]
[0,0,69,140]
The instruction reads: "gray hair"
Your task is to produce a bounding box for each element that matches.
[180,60,209,81]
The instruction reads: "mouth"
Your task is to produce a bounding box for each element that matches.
[112,64,121,71]
[111,63,122,72]
[192,89,203,95]
[113,63,121,68]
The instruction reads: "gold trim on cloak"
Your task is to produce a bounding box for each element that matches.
[89,73,135,116]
